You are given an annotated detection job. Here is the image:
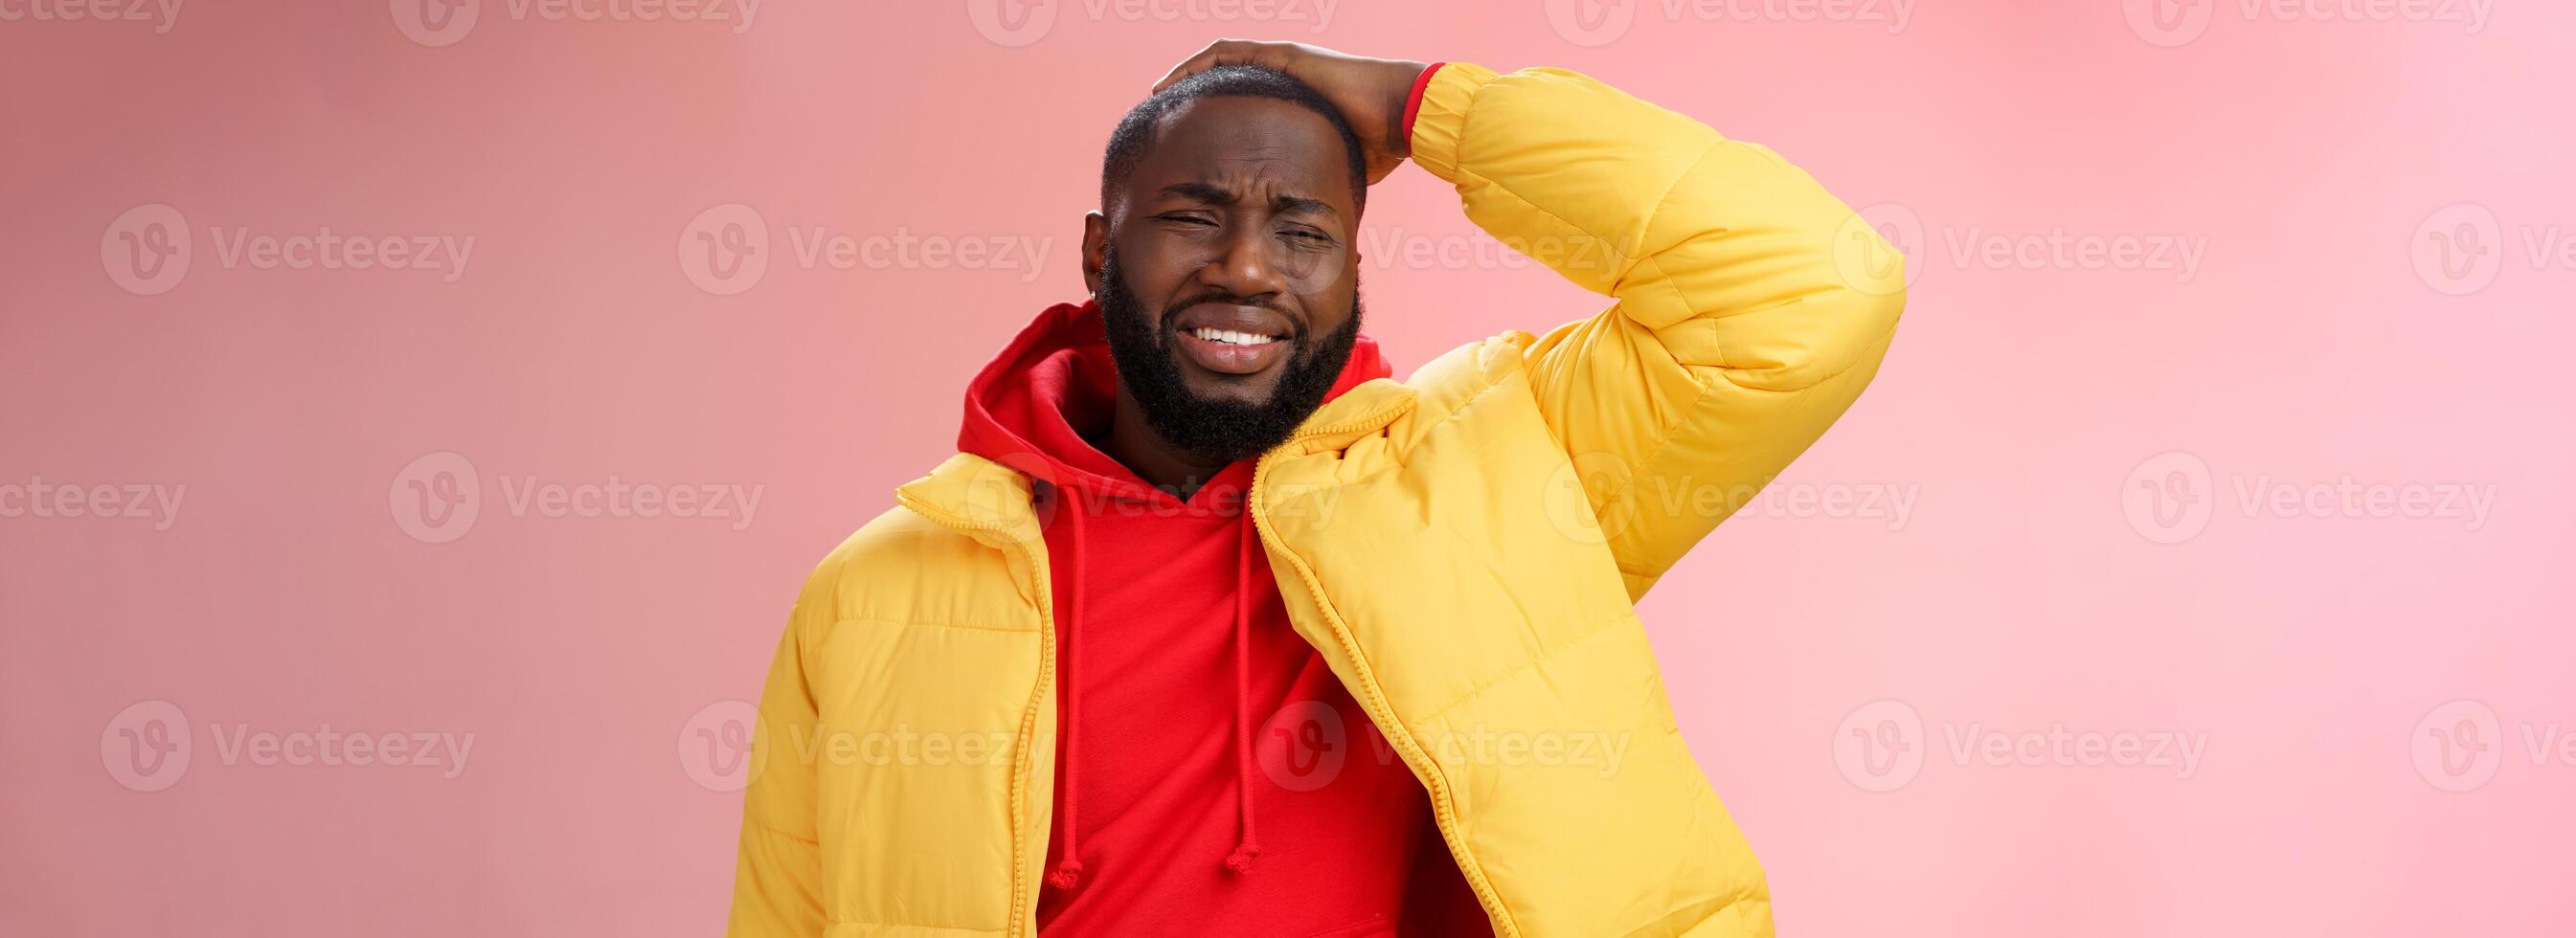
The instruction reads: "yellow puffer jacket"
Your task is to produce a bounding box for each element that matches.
[728,62,1906,937]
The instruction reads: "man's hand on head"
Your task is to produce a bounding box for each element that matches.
[1152,40,1432,185]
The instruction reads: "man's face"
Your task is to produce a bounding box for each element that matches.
[1086,95,1363,463]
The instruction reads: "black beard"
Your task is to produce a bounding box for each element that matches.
[1096,245,1361,465]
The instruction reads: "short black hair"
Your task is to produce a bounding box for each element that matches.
[1100,64,1369,217]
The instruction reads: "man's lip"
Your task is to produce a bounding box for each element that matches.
[1176,329,1290,375]
[1169,302,1294,340]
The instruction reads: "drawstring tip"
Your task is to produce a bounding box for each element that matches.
[1223,842,1260,875]
[1046,859,1085,890]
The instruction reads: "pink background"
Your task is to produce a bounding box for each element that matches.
[5,1,2571,935]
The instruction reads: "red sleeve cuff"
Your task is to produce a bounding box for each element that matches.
[1401,62,1446,144]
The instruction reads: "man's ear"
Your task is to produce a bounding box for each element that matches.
[1080,211,1109,298]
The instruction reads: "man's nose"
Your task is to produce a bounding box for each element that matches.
[1195,224,1287,300]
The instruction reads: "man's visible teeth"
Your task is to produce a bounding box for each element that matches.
[1190,327,1277,346]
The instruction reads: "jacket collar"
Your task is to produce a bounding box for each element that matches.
[899,378,1417,540]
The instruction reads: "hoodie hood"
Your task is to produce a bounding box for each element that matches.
[954,299,1393,894]
[958,299,1390,499]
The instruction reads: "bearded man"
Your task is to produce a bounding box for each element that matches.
[727,39,1906,938]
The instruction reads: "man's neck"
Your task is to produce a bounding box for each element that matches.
[1104,390,1232,500]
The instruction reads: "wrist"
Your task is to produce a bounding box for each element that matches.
[1396,61,1443,156]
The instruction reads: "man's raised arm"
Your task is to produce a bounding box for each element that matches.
[1410,61,1908,600]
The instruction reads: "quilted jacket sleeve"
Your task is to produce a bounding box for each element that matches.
[724,570,832,936]
[1409,62,1908,601]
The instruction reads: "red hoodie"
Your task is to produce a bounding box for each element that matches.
[958,301,1487,936]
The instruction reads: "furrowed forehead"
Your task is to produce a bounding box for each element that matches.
[1121,97,1357,212]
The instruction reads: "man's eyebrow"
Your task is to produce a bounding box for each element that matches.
[1159,182,1237,205]
[1271,195,1336,219]
[1157,183,1339,220]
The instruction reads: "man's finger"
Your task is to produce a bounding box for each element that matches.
[1150,42,1223,91]
[1151,40,1236,91]
[1150,39,1277,93]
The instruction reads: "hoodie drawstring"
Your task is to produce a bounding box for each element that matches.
[1046,486,1088,891]
[1043,480,1264,892]
[1225,508,1261,875]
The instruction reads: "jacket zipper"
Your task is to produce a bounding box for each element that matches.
[1248,412,1521,937]
[893,492,1056,938]
[901,392,1446,936]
